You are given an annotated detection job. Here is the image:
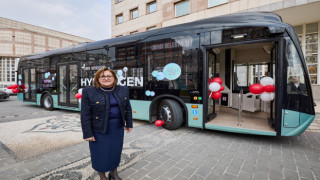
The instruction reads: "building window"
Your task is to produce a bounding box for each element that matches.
[130,31,138,34]
[116,0,123,3]
[175,0,190,17]
[147,26,157,31]
[208,0,228,8]
[130,8,139,19]
[306,22,318,84]
[294,23,319,84]
[116,14,123,24]
[147,1,157,14]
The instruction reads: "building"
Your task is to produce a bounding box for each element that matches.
[111,0,320,99]
[0,17,93,91]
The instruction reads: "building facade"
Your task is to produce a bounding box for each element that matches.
[0,17,92,91]
[111,0,320,99]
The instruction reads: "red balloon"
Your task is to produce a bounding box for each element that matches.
[19,84,26,89]
[7,86,12,89]
[219,86,224,91]
[155,120,164,127]
[11,84,18,89]
[12,89,19,93]
[212,77,223,85]
[249,84,264,94]
[75,93,82,99]
[208,78,212,84]
[211,91,222,99]
[264,85,275,92]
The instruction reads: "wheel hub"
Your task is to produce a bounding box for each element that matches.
[44,97,52,108]
[159,105,171,123]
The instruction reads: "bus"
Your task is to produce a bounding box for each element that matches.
[17,12,315,136]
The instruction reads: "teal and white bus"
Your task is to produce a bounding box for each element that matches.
[17,12,315,136]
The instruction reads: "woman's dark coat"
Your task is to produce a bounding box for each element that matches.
[80,86,133,139]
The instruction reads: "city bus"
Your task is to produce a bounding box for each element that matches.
[17,12,315,136]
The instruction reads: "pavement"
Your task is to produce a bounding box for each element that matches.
[0,105,319,179]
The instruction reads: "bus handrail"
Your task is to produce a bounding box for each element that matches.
[238,88,243,126]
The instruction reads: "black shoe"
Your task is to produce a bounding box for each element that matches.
[108,173,122,180]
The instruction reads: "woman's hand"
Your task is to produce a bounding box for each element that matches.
[84,136,95,141]
[125,127,133,132]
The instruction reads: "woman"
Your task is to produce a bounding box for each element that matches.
[81,67,133,180]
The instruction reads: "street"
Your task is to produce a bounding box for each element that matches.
[0,96,319,180]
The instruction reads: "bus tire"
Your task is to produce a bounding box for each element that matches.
[42,93,54,111]
[157,99,183,130]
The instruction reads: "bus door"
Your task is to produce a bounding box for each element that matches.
[205,41,277,134]
[22,68,36,102]
[57,63,79,107]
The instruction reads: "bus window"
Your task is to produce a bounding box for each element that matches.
[143,34,200,92]
[284,39,311,113]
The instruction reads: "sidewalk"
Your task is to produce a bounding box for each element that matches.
[0,114,320,179]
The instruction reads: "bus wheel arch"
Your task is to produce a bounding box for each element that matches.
[42,92,54,111]
[149,95,187,130]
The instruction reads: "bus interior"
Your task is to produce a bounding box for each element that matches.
[207,41,277,133]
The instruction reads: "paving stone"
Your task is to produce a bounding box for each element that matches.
[238,171,253,180]
[221,172,238,180]
[146,166,166,179]
[162,166,181,179]
[298,167,316,180]
[253,171,268,180]
[283,168,299,180]
[178,165,197,178]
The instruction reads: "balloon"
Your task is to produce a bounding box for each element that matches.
[211,91,222,99]
[219,86,224,91]
[212,77,223,85]
[209,82,221,92]
[75,93,82,99]
[249,84,264,94]
[12,89,19,93]
[78,98,82,103]
[78,88,83,94]
[260,77,274,86]
[7,86,12,89]
[11,84,18,89]
[19,84,25,89]
[260,92,274,101]
[208,78,212,84]
[155,120,164,127]
[264,85,275,92]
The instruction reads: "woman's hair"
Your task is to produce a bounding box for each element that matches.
[93,67,118,88]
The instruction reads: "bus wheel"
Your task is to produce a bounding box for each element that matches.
[157,99,183,130]
[42,93,54,111]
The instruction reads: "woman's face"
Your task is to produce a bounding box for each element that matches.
[98,70,115,88]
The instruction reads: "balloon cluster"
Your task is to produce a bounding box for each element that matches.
[155,120,164,127]
[208,77,224,100]
[7,84,25,93]
[249,77,275,102]
[75,88,83,103]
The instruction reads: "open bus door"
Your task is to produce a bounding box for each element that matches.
[22,68,37,103]
[204,41,278,136]
[57,62,79,107]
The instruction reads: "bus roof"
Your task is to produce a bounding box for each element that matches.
[21,12,289,61]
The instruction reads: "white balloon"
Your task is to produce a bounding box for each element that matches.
[260,77,274,86]
[78,88,83,94]
[78,98,82,103]
[209,82,221,92]
[260,92,274,101]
